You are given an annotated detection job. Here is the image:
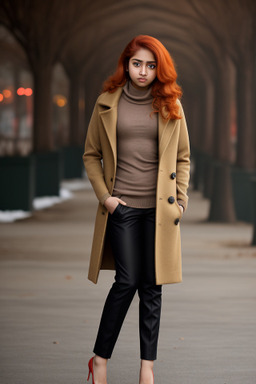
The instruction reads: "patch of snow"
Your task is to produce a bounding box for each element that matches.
[0,178,92,223]
[33,188,73,210]
[0,210,31,223]
[60,188,73,199]
[0,188,73,222]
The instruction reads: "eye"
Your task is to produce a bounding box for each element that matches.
[133,62,141,67]
[148,64,156,69]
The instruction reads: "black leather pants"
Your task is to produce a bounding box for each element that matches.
[93,204,162,360]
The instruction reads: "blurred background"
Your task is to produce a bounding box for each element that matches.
[0,0,255,237]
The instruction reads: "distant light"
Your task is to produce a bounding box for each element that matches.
[3,89,12,98]
[17,87,33,96]
[53,94,67,108]
[24,88,33,96]
[0,93,3,102]
[56,99,66,107]
[17,87,25,96]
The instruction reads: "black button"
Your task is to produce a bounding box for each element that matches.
[102,211,105,215]
[110,178,113,182]
[170,172,176,180]
[168,196,175,204]
[174,218,180,225]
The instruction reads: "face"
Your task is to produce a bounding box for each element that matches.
[128,47,157,90]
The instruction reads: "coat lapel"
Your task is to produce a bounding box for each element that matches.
[158,113,178,160]
[99,88,123,167]
[99,87,178,165]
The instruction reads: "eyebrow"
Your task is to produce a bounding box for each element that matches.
[131,58,156,63]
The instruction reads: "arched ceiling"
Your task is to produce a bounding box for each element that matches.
[2,0,251,100]
[70,0,226,104]
[1,0,255,124]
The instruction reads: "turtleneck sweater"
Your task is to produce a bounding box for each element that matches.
[112,81,158,208]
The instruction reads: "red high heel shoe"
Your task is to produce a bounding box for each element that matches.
[87,357,95,384]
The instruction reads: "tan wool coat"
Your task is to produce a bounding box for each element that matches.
[83,86,190,285]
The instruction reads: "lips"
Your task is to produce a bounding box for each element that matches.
[138,78,147,82]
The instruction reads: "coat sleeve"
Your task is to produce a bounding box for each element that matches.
[176,102,190,211]
[82,101,111,205]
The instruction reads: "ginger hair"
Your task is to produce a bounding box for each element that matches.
[102,35,182,120]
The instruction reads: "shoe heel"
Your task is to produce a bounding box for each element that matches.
[87,357,95,384]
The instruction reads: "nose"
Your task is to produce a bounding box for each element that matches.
[139,64,147,76]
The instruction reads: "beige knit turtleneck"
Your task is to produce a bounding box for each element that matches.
[112,81,158,208]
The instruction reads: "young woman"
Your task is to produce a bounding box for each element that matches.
[83,35,190,384]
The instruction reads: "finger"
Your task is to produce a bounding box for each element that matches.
[118,198,127,205]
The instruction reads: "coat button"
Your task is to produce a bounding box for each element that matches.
[174,218,180,225]
[168,196,175,204]
[110,178,113,182]
[170,172,176,179]
[102,211,105,215]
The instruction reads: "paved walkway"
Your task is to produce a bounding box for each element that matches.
[0,183,256,384]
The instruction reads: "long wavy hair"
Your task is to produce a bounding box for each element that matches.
[102,35,182,120]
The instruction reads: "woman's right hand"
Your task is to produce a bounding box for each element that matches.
[104,196,127,214]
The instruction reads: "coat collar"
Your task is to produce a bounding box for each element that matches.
[98,87,123,108]
[98,86,178,164]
